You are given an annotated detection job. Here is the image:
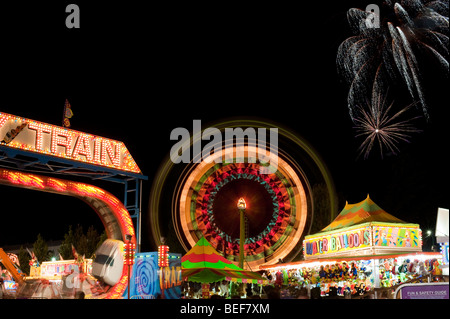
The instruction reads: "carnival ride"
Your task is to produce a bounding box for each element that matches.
[92,239,125,286]
[0,112,338,297]
[0,111,147,298]
[0,168,135,298]
[0,248,25,284]
[150,119,338,270]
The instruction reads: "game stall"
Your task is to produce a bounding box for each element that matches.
[260,195,444,298]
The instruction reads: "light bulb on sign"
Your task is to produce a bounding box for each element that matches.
[237,197,246,210]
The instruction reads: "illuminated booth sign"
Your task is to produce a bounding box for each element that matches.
[303,223,422,259]
[304,226,372,257]
[0,112,141,174]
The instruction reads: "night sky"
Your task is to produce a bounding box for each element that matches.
[1,1,447,253]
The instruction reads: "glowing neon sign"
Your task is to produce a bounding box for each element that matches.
[303,224,422,259]
[304,226,372,258]
[0,112,141,174]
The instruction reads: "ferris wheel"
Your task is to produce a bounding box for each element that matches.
[149,118,338,269]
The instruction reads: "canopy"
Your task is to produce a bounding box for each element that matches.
[181,237,268,284]
[321,194,408,232]
[304,195,422,259]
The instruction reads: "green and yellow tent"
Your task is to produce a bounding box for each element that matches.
[182,237,268,284]
[303,195,422,259]
[321,194,407,232]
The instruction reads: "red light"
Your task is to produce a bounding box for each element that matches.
[158,245,169,267]
[123,243,135,266]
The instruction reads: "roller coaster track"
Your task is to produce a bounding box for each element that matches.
[0,168,136,299]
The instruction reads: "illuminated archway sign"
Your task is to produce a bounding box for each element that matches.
[0,111,146,299]
[0,167,136,299]
[1,110,146,247]
[0,112,141,174]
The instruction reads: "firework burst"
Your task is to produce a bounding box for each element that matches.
[337,0,449,122]
[354,89,422,159]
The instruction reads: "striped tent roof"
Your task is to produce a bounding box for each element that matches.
[182,268,269,284]
[181,237,268,284]
[321,194,407,233]
[181,236,242,270]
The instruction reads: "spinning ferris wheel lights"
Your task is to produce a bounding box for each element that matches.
[237,197,247,210]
